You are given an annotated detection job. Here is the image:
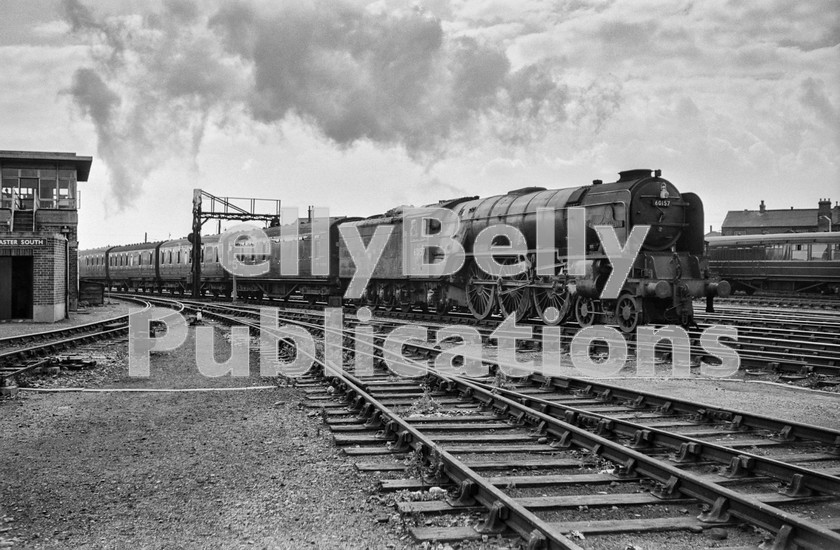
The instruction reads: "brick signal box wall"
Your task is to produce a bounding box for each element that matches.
[0,233,68,321]
[0,151,92,323]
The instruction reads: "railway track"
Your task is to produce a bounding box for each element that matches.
[309,372,840,548]
[127,292,840,381]
[715,294,840,311]
[0,296,165,394]
[128,295,840,548]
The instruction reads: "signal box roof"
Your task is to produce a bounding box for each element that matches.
[0,150,93,181]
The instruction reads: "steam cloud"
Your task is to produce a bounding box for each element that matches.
[64,0,575,209]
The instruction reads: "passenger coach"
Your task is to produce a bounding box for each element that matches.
[706,232,840,294]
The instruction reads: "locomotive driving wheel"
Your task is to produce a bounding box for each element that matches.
[379,284,396,311]
[431,284,450,316]
[574,295,599,327]
[398,287,412,313]
[465,263,495,320]
[615,293,640,333]
[532,280,571,325]
[363,286,379,309]
[497,272,532,322]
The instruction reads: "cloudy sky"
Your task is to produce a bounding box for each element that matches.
[2,0,838,247]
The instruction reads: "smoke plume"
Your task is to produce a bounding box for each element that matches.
[64,0,574,208]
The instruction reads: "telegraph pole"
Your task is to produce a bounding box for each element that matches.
[191,189,203,298]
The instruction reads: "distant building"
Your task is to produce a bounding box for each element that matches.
[721,198,840,236]
[704,225,721,239]
[0,150,92,322]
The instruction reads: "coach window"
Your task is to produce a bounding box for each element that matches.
[791,244,808,261]
[811,243,828,260]
[767,244,784,260]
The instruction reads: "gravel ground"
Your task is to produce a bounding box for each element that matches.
[0,302,130,339]
[0,316,410,549]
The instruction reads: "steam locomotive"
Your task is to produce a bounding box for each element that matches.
[79,169,729,331]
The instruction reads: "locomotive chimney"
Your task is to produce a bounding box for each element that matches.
[592,179,602,185]
[759,200,765,213]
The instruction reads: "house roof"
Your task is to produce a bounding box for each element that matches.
[722,208,818,229]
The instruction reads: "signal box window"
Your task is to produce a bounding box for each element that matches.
[58,179,75,208]
[39,179,56,208]
[1,181,14,208]
[18,178,36,209]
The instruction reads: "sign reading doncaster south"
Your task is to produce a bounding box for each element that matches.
[0,238,47,246]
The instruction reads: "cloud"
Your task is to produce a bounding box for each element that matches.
[800,77,840,147]
[33,20,72,38]
[62,0,575,208]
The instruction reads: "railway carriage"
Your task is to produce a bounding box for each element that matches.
[79,246,109,282]
[90,242,161,292]
[157,238,192,294]
[706,232,840,295]
[230,217,355,302]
